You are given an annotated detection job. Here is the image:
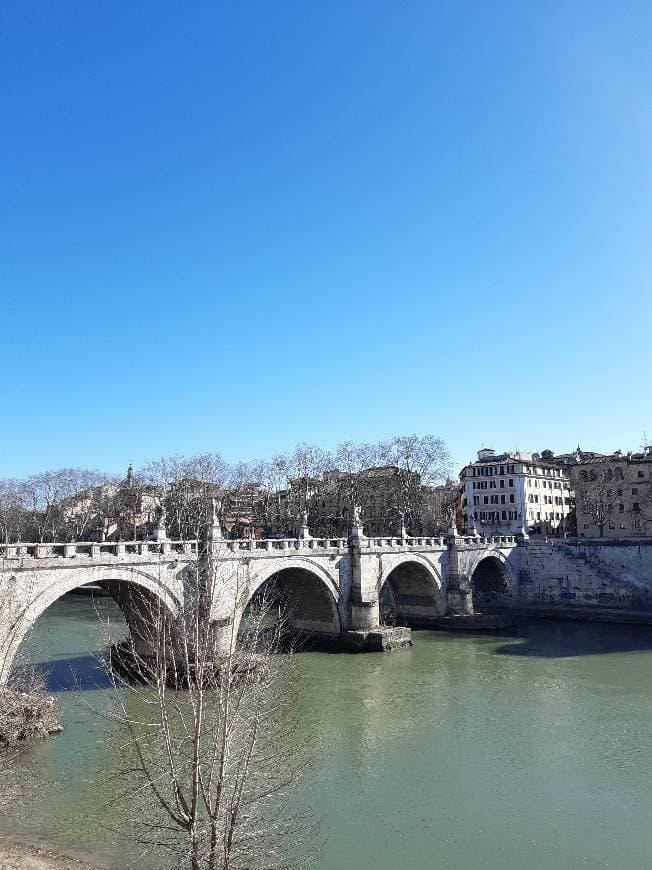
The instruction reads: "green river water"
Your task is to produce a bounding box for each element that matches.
[3,594,652,870]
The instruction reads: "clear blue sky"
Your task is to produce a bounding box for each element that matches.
[1,1,650,478]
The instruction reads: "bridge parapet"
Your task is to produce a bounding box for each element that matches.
[364,536,447,549]
[0,534,468,563]
[220,537,349,555]
[0,540,201,562]
[471,535,518,547]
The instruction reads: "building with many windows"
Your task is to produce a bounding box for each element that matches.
[460,448,573,536]
[570,447,652,538]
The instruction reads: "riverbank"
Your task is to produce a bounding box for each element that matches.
[0,836,107,870]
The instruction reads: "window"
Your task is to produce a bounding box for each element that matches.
[584,523,590,529]
[510,494,515,503]
[633,502,641,512]
[619,503,625,513]
[502,511,507,520]
[509,478,514,487]
[484,496,489,504]
[638,470,645,478]
[500,494,506,504]
[632,488,638,495]
[500,479,505,488]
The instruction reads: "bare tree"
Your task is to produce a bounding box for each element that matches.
[247,459,287,536]
[574,466,613,537]
[97,557,313,870]
[334,441,380,507]
[58,468,120,541]
[0,479,28,544]
[286,443,333,511]
[378,435,452,534]
[141,454,232,540]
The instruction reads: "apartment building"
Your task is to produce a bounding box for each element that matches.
[460,448,573,536]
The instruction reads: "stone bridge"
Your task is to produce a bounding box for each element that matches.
[1,523,651,683]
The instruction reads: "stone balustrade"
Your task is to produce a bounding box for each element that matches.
[0,533,521,563]
[221,537,349,554]
[0,540,200,560]
[365,536,447,549]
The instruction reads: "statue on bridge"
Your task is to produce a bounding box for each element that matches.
[207,497,223,541]
[446,499,458,536]
[297,508,311,540]
[397,509,407,539]
[152,504,168,542]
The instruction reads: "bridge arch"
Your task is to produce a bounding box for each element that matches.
[240,558,341,645]
[377,555,444,626]
[0,566,182,684]
[468,552,515,609]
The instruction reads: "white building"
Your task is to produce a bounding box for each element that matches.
[460,448,573,536]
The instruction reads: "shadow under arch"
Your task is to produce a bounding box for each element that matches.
[378,557,444,627]
[239,561,341,649]
[469,555,512,610]
[1,567,181,684]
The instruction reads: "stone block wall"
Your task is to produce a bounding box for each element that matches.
[518,541,651,607]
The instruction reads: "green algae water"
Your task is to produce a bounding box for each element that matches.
[3,595,652,869]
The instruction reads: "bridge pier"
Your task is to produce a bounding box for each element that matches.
[445,530,474,616]
[344,520,412,651]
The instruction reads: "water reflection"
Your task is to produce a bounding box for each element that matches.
[36,654,114,692]
[494,620,652,657]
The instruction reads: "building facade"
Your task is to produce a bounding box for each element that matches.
[460,448,573,536]
[571,448,652,538]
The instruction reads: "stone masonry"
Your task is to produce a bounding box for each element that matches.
[1,530,651,684]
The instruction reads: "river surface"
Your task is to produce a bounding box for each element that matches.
[3,595,652,869]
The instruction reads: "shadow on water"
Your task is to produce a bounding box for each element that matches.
[493,619,652,658]
[36,654,115,692]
